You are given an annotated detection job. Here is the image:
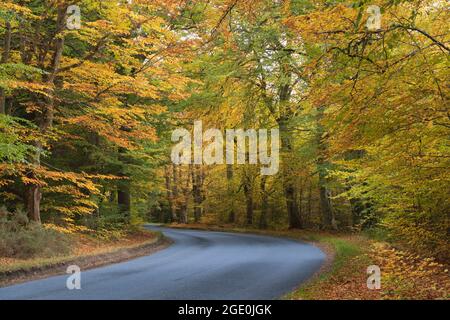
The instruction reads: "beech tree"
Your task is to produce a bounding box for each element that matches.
[0,0,448,259]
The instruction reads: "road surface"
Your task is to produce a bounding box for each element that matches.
[0,226,325,300]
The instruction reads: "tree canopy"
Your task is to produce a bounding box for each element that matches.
[0,0,448,260]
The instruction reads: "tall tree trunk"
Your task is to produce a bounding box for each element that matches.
[226,164,236,223]
[316,105,336,230]
[26,184,41,223]
[179,166,190,224]
[0,21,12,114]
[191,165,204,223]
[307,181,312,225]
[164,166,177,222]
[242,169,253,226]
[172,164,180,218]
[298,183,303,223]
[259,46,302,229]
[279,119,303,229]
[259,176,268,229]
[117,147,131,220]
[117,185,131,218]
[26,6,67,223]
[319,185,337,229]
[276,57,303,229]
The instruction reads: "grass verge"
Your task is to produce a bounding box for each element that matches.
[0,229,170,287]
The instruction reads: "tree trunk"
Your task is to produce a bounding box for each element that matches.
[285,183,302,228]
[307,181,312,225]
[319,184,333,228]
[172,163,180,218]
[26,184,41,223]
[279,119,303,229]
[259,176,268,229]
[242,169,253,226]
[164,166,177,222]
[316,105,335,230]
[117,147,131,220]
[178,165,190,224]
[226,164,236,223]
[258,45,302,229]
[191,164,204,223]
[26,6,67,223]
[117,185,131,218]
[276,57,303,228]
[298,183,303,222]
[0,21,12,114]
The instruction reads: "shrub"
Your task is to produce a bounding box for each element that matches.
[0,207,72,259]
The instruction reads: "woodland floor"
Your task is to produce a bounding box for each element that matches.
[169,223,449,300]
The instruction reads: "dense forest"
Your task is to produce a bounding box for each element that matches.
[0,0,448,264]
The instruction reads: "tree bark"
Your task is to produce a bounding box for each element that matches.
[259,176,268,229]
[26,184,41,223]
[164,166,177,222]
[171,164,183,221]
[26,5,67,223]
[258,43,303,229]
[226,164,236,223]
[279,119,303,229]
[116,144,132,220]
[276,56,303,229]
[191,164,204,223]
[179,166,190,224]
[316,105,336,230]
[307,181,312,225]
[242,169,253,226]
[319,183,333,228]
[0,21,12,114]
[298,183,303,222]
[117,184,131,218]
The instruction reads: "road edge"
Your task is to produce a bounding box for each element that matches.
[0,233,172,288]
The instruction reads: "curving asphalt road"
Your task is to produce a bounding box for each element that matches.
[0,226,325,300]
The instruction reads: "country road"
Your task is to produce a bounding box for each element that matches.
[0,226,325,300]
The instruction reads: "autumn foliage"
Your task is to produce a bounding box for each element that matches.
[0,0,448,269]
